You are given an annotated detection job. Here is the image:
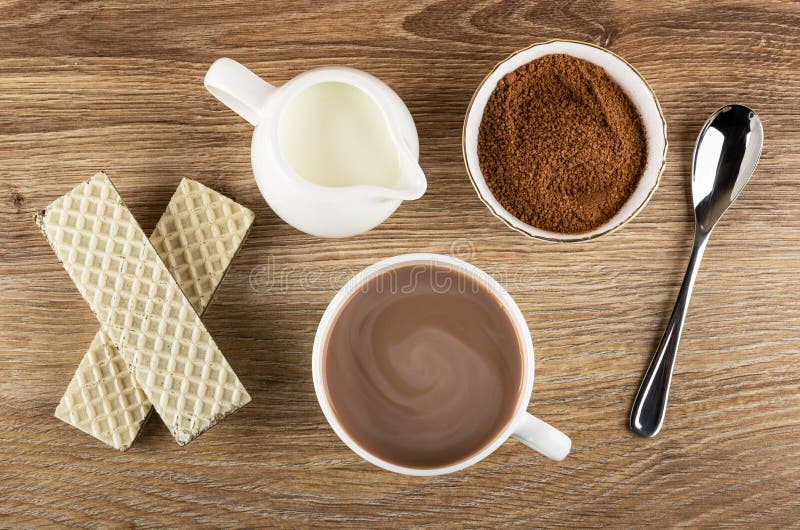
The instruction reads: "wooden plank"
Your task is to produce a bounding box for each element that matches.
[0,0,798,526]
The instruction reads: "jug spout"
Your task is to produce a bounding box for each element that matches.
[385,149,427,201]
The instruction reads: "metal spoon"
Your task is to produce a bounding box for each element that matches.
[630,104,763,438]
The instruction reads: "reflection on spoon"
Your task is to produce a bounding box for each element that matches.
[630,104,764,438]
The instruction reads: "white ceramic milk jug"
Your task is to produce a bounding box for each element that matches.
[204,58,427,238]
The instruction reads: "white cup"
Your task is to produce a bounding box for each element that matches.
[312,253,571,475]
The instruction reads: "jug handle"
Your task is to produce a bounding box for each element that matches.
[204,58,275,126]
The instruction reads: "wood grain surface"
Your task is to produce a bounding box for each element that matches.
[1,0,799,527]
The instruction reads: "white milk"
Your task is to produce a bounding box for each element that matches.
[278,82,401,188]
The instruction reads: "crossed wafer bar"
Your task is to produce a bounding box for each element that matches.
[38,174,254,449]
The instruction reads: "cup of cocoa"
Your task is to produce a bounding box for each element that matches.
[312,253,571,475]
[463,40,667,242]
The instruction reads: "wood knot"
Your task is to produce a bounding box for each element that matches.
[11,192,24,209]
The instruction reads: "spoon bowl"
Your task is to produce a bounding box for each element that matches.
[692,105,764,233]
[630,104,763,438]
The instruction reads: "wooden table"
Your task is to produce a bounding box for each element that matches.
[2,1,798,526]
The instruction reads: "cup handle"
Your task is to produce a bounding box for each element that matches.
[204,58,276,126]
[511,411,571,461]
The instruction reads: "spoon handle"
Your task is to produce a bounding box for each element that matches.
[630,231,709,437]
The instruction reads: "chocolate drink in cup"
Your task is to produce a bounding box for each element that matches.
[313,254,571,475]
[322,263,524,469]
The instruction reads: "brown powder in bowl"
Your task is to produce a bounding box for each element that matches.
[477,53,647,234]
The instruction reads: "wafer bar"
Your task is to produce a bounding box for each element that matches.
[38,173,251,445]
[53,178,254,450]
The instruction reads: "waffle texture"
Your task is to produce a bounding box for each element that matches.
[40,173,253,446]
[53,178,254,450]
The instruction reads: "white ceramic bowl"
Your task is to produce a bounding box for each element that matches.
[463,40,668,242]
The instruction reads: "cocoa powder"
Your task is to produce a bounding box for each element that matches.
[477,54,647,234]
